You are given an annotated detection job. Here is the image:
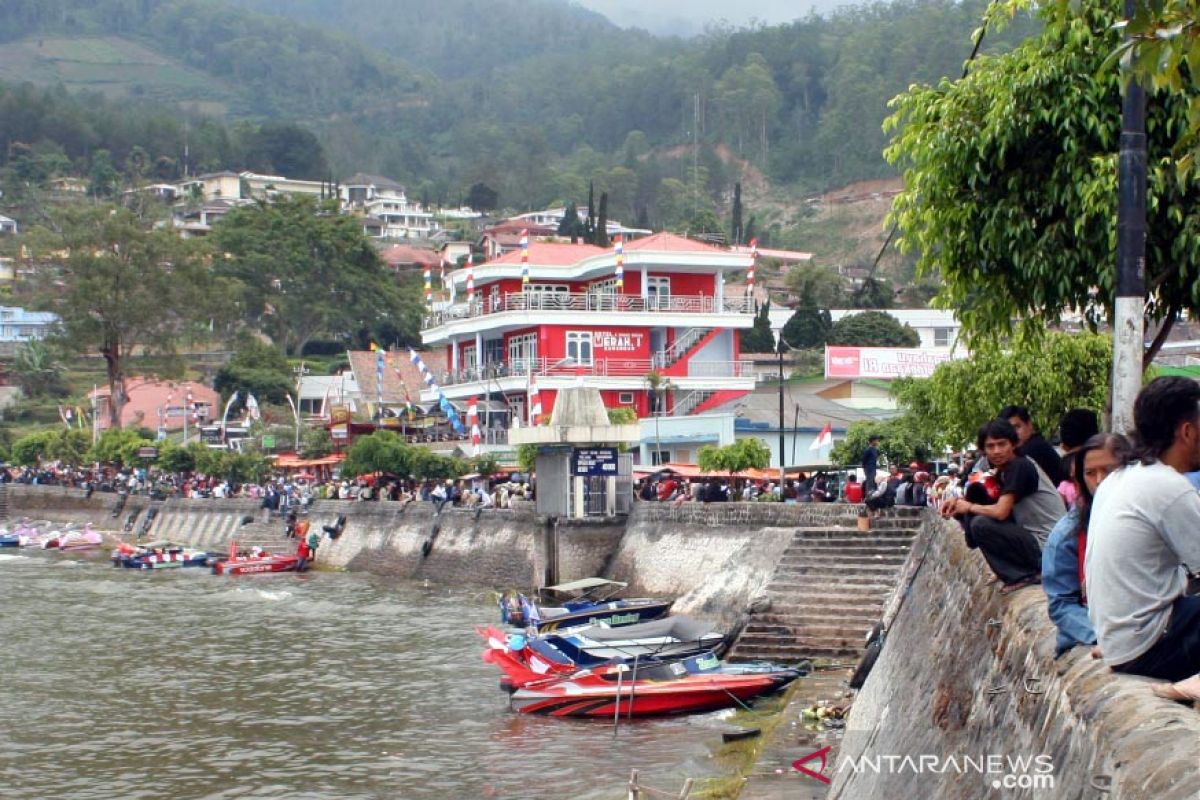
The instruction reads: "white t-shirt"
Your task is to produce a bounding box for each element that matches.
[1085,460,1200,666]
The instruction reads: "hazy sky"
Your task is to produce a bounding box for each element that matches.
[575,0,861,36]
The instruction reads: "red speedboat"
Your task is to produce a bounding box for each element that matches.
[211,541,302,576]
[509,668,796,718]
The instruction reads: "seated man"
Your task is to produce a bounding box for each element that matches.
[1086,377,1200,701]
[941,419,1064,593]
[1000,405,1067,487]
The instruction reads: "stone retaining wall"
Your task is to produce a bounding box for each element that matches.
[831,515,1200,800]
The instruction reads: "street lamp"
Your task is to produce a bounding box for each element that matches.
[774,328,785,491]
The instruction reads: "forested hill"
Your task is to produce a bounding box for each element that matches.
[227,0,638,79]
[0,0,1039,231]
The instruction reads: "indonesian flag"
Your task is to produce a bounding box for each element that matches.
[520,229,530,286]
[747,237,758,294]
[466,253,475,302]
[528,375,542,426]
[468,396,481,456]
[810,422,833,451]
[614,234,624,289]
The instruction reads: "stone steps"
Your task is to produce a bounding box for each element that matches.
[729,519,920,663]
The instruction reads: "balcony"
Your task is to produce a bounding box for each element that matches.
[435,357,756,387]
[422,291,754,330]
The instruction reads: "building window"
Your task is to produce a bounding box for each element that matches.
[566,331,593,365]
[590,277,619,295]
[508,333,538,373]
[934,327,954,347]
[527,284,569,294]
[647,276,671,309]
[650,449,670,466]
[462,345,477,372]
[618,392,635,405]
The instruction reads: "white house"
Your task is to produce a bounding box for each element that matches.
[341,173,438,239]
[0,215,17,235]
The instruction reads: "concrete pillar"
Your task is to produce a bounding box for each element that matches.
[641,265,649,301]
[450,338,458,374]
[573,476,585,519]
[716,272,725,311]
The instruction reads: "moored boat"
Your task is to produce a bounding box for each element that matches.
[500,578,672,633]
[508,667,798,718]
[211,541,302,576]
[112,541,210,569]
[56,525,104,552]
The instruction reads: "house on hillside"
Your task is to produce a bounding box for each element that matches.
[0,306,59,354]
[0,215,17,235]
[171,199,245,238]
[341,173,438,239]
[90,379,219,433]
[379,244,440,272]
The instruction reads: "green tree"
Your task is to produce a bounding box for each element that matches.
[11,430,56,466]
[10,340,68,398]
[156,439,196,473]
[787,265,847,310]
[830,417,934,469]
[730,181,744,244]
[697,438,771,473]
[595,191,610,248]
[212,195,411,355]
[27,204,229,429]
[299,426,333,459]
[88,149,120,198]
[43,429,90,464]
[828,311,919,347]
[741,300,778,353]
[465,182,499,212]
[885,1,1200,363]
[890,331,1112,448]
[340,430,410,477]
[781,307,832,349]
[87,427,155,467]
[213,338,295,406]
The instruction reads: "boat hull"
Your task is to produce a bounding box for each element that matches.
[212,555,301,576]
[533,600,672,633]
[510,673,792,718]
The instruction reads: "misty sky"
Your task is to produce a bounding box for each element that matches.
[575,0,862,36]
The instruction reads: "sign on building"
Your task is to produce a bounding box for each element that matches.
[572,447,619,476]
[825,346,957,380]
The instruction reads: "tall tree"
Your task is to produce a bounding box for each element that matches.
[585,180,596,244]
[595,191,609,248]
[885,1,1200,364]
[828,311,919,347]
[212,195,412,355]
[730,181,743,244]
[25,204,227,429]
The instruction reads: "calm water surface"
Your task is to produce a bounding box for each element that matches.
[0,550,728,800]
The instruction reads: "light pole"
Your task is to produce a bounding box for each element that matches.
[774,329,785,490]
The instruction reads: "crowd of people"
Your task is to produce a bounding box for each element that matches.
[634,471,835,504]
[931,379,1200,704]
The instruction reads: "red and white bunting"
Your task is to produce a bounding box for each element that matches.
[747,237,758,294]
[528,375,542,426]
[468,396,481,456]
[466,253,475,303]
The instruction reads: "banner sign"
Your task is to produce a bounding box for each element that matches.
[825,346,957,379]
[572,447,619,476]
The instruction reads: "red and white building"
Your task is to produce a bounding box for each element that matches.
[419,232,758,423]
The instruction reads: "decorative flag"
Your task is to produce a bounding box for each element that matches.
[614,234,624,289]
[186,388,197,421]
[747,237,758,294]
[466,253,475,303]
[246,393,260,421]
[468,396,481,456]
[408,348,465,434]
[810,422,833,451]
[58,406,73,427]
[439,255,447,299]
[375,346,385,417]
[528,374,542,426]
[423,264,432,307]
[520,229,530,286]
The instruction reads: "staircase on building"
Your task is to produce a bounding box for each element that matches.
[670,389,715,417]
[0,483,9,522]
[652,327,712,371]
[728,508,924,665]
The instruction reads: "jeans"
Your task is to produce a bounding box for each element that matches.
[1114,594,1200,682]
[965,514,1041,585]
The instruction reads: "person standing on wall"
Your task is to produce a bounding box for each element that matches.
[862,435,881,494]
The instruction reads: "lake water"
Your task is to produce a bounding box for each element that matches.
[0,550,729,800]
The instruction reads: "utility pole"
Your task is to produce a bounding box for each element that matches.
[775,330,785,490]
[1112,0,1146,434]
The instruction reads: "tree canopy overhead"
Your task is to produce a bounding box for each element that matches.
[885,1,1200,363]
[211,195,418,355]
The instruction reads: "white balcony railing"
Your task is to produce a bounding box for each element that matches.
[434,358,755,387]
[423,291,754,329]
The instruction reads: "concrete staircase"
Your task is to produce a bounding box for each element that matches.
[729,508,924,664]
[0,483,9,521]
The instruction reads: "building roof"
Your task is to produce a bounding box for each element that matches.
[89,379,219,431]
[378,244,441,268]
[711,383,895,432]
[346,348,448,405]
[486,220,558,236]
[486,241,609,267]
[343,173,407,192]
[624,231,727,254]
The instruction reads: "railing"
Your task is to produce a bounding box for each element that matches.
[652,327,711,369]
[423,291,754,328]
[435,358,755,386]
